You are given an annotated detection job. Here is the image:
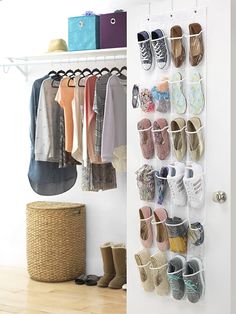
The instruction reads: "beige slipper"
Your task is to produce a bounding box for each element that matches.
[169,118,187,161]
[186,117,204,161]
[150,252,170,296]
[134,249,154,292]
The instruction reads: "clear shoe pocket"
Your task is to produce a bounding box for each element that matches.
[149,263,170,296]
[151,80,170,113]
[165,219,188,254]
[139,88,155,113]
[152,217,169,248]
[183,269,205,303]
[185,124,204,162]
[136,262,154,292]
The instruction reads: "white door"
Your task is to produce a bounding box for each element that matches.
[127,0,234,313]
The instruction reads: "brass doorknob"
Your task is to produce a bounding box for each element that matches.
[212,191,227,203]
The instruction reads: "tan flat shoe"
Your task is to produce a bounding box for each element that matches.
[170,118,187,161]
[189,23,204,66]
[186,117,204,161]
[170,25,185,68]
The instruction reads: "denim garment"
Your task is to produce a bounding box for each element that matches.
[28,76,77,196]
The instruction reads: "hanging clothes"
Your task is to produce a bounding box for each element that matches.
[71,75,85,163]
[93,73,112,157]
[28,76,77,196]
[35,78,61,162]
[86,75,101,163]
[55,77,75,153]
[101,75,127,172]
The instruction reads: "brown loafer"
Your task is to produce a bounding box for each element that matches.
[170,25,185,68]
[189,23,204,66]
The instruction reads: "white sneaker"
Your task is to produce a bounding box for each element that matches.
[183,162,204,209]
[167,162,187,207]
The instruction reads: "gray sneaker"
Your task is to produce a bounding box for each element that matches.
[167,255,186,300]
[183,258,204,303]
[137,31,153,71]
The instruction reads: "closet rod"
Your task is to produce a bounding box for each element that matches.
[1,55,127,68]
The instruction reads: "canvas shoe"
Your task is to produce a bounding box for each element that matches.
[150,252,170,296]
[183,162,204,209]
[137,31,153,71]
[183,258,204,303]
[167,255,186,300]
[186,117,204,161]
[151,29,169,70]
[169,117,187,161]
[167,162,187,207]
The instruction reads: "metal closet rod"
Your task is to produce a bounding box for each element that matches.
[0,55,127,67]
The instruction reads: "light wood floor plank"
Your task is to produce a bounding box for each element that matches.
[0,267,126,314]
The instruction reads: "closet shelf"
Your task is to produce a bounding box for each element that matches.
[0,47,127,77]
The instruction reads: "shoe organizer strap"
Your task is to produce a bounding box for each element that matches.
[187,77,204,85]
[140,215,153,222]
[183,269,205,277]
[185,30,203,39]
[167,267,184,276]
[151,36,167,42]
[154,172,168,180]
[168,78,185,84]
[138,125,152,132]
[165,218,188,227]
[151,218,166,225]
[151,126,169,133]
[137,261,151,268]
[168,35,185,40]
[167,126,186,134]
[149,263,168,271]
[185,125,204,134]
[139,38,151,44]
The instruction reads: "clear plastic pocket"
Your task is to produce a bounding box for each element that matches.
[149,263,170,296]
[136,262,154,292]
[185,125,204,162]
[165,219,188,254]
[183,268,205,303]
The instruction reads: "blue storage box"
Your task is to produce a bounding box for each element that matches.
[68,15,100,51]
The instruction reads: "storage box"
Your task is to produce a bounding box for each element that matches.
[68,15,100,51]
[99,12,127,49]
[27,201,86,282]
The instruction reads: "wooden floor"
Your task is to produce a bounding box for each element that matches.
[0,267,126,314]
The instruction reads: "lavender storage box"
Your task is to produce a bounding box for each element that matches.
[99,12,127,49]
[68,15,100,51]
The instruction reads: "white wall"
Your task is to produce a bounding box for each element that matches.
[0,0,129,275]
[127,0,233,314]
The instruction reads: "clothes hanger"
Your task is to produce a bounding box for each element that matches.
[110,67,120,75]
[51,70,65,88]
[117,66,127,80]
[91,68,101,76]
[78,68,93,87]
[100,67,110,75]
[65,69,74,77]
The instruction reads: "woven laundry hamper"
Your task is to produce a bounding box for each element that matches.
[26,201,86,282]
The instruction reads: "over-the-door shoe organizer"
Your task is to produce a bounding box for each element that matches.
[134,7,206,304]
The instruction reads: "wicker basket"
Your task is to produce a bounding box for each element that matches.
[26,201,86,282]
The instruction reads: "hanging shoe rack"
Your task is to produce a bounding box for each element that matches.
[0,47,127,78]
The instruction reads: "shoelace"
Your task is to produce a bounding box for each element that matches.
[168,273,182,293]
[140,42,150,62]
[184,279,199,295]
[153,39,166,61]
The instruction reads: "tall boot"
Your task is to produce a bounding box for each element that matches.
[108,244,127,289]
[97,242,116,287]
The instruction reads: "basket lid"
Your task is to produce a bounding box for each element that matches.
[27,201,85,210]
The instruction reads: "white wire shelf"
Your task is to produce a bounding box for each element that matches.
[0,47,127,67]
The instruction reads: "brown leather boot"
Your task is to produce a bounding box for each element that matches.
[97,243,115,287]
[108,244,126,289]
